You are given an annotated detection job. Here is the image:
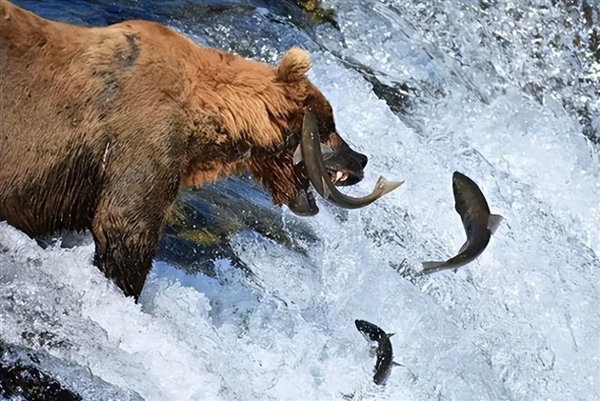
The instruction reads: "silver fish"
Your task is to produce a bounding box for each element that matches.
[422,171,504,274]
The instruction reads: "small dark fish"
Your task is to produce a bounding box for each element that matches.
[355,319,401,386]
[297,111,403,209]
[422,171,504,274]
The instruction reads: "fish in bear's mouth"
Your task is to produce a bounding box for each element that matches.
[287,111,403,216]
[288,162,365,216]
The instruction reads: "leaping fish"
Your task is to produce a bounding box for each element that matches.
[421,171,504,275]
[354,319,401,386]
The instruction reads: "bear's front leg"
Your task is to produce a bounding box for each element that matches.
[91,166,180,301]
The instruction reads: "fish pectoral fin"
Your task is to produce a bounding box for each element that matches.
[487,214,505,235]
[421,261,447,275]
[386,332,395,338]
[458,240,469,254]
[422,261,443,269]
[293,144,303,165]
[320,143,334,155]
[392,361,403,367]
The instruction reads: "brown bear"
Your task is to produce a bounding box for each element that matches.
[0,0,368,300]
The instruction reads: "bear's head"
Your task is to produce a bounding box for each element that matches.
[249,48,369,216]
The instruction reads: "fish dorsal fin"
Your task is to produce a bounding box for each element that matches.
[293,144,303,165]
[294,143,332,165]
[387,332,395,338]
[458,240,469,254]
[487,214,505,235]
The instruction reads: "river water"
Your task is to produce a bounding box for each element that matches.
[1,0,599,400]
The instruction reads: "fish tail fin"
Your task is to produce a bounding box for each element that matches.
[375,176,404,196]
[421,261,445,272]
[488,213,505,235]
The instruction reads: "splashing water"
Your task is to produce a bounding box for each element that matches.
[1,0,599,400]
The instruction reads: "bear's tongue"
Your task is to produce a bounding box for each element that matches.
[287,188,318,216]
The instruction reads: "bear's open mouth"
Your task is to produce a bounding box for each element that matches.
[286,111,368,216]
[327,168,363,187]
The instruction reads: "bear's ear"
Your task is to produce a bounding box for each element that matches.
[276,47,311,83]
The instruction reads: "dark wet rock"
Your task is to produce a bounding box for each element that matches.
[336,58,415,115]
[0,341,143,401]
[291,0,339,28]
[167,2,321,59]
[158,176,320,278]
[1,371,77,400]
[327,56,447,136]
[1,360,82,401]
[555,0,600,147]
[165,0,339,31]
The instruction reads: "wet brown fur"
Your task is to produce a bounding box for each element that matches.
[0,0,345,300]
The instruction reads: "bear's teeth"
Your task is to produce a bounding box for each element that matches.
[335,171,348,182]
